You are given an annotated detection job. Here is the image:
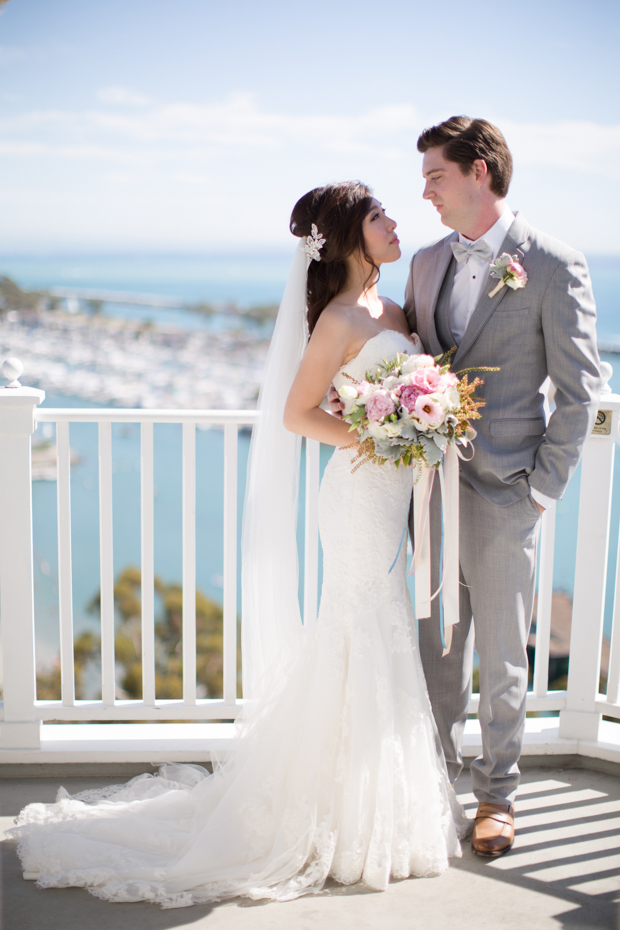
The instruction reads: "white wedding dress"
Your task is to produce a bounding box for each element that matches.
[9,330,467,908]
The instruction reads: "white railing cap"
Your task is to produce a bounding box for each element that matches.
[36,408,259,424]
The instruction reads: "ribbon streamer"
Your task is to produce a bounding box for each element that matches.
[410,465,434,619]
[406,445,460,656]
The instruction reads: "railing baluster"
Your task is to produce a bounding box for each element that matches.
[182,422,197,706]
[303,439,321,628]
[223,424,238,705]
[98,421,115,705]
[533,501,556,698]
[56,421,75,706]
[606,527,620,706]
[141,422,155,705]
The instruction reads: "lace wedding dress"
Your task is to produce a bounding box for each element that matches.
[9,330,467,908]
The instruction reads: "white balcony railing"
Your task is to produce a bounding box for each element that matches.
[0,364,618,764]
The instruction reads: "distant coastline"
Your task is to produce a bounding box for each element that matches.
[1,251,619,405]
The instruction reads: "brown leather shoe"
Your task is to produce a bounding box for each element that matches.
[471,802,515,857]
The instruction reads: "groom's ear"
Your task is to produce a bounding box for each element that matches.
[472,159,488,186]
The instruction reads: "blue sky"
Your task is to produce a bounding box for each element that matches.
[0,0,618,251]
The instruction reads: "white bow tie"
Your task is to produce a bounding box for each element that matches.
[451,239,493,264]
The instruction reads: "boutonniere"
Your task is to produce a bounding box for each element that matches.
[488,253,528,298]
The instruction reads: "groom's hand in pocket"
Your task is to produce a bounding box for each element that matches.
[327,385,344,419]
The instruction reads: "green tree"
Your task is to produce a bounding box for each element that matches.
[36,630,99,700]
[80,566,235,700]
[0,275,42,315]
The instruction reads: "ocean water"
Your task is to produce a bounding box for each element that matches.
[1,251,618,339]
[0,251,618,672]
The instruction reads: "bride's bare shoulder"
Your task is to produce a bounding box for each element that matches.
[380,296,403,311]
[378,297,409,335]
[314,300,359,336]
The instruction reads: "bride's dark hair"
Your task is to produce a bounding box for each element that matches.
[290,181,378,334]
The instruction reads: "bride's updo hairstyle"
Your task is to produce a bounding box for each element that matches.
[290,181,378,334]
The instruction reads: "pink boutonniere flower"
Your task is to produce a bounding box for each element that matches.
[488,252,528,299]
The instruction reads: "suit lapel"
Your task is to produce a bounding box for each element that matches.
[452,213,530,369]
[422,232,458,356]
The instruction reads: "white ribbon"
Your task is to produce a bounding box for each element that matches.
[408,444,460,656]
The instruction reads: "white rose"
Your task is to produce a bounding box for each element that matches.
[401,352,433,374]
[384,422,402,438]
[412,417,431,432]
[446,385,460,408]
[367,420,390,440]
[382,375,400,391]
[338,384,358,401]
[404,353,435,372]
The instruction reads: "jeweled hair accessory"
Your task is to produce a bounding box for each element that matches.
[302,224,326,262]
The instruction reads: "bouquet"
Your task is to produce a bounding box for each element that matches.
[338,351,489,472]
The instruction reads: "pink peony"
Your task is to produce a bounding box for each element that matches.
[365,389,396,421]
[411,366,441,394]
[400,384,426,413]
[415,394,444,428]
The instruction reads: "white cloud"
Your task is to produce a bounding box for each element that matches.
[98,86,152,107]
[173,172,212,186]
[0,92,618,251]
[2,95,619,179]
[502,120,620,180]
[0,93,418,156]
[0,140,152,164]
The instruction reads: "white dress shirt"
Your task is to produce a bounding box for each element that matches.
[449,208,552,511]
[449,208,515,345]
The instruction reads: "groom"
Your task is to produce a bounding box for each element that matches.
[405,117,601,855]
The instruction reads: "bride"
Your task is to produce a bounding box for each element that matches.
[9,181,467,908]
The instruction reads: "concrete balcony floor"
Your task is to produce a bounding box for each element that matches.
[1,760,619,930]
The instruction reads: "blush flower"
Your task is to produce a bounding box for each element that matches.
[365,389,396,421]
[414,394,445,428]
[356,380,374,403]
[505,260,527,288]
[489,252,528,298]
[412,367,441,393]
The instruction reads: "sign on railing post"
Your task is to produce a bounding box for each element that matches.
[0,359,45,748]
[559,390,620,742]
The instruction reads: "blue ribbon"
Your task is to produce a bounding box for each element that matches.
[388,509,410,575]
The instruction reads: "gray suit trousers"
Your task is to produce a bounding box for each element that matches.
[418,475,541,805]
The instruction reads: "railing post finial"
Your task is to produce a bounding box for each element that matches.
[1,357,24,388]
[599,360,613,397]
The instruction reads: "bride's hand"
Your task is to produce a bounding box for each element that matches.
[327,385,344,419]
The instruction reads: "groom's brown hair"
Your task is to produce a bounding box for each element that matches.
[417,117,513,198]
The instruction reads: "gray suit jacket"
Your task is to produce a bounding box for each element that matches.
[404,213,602,506]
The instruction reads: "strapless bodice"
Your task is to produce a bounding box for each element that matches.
[333,329,421,410]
